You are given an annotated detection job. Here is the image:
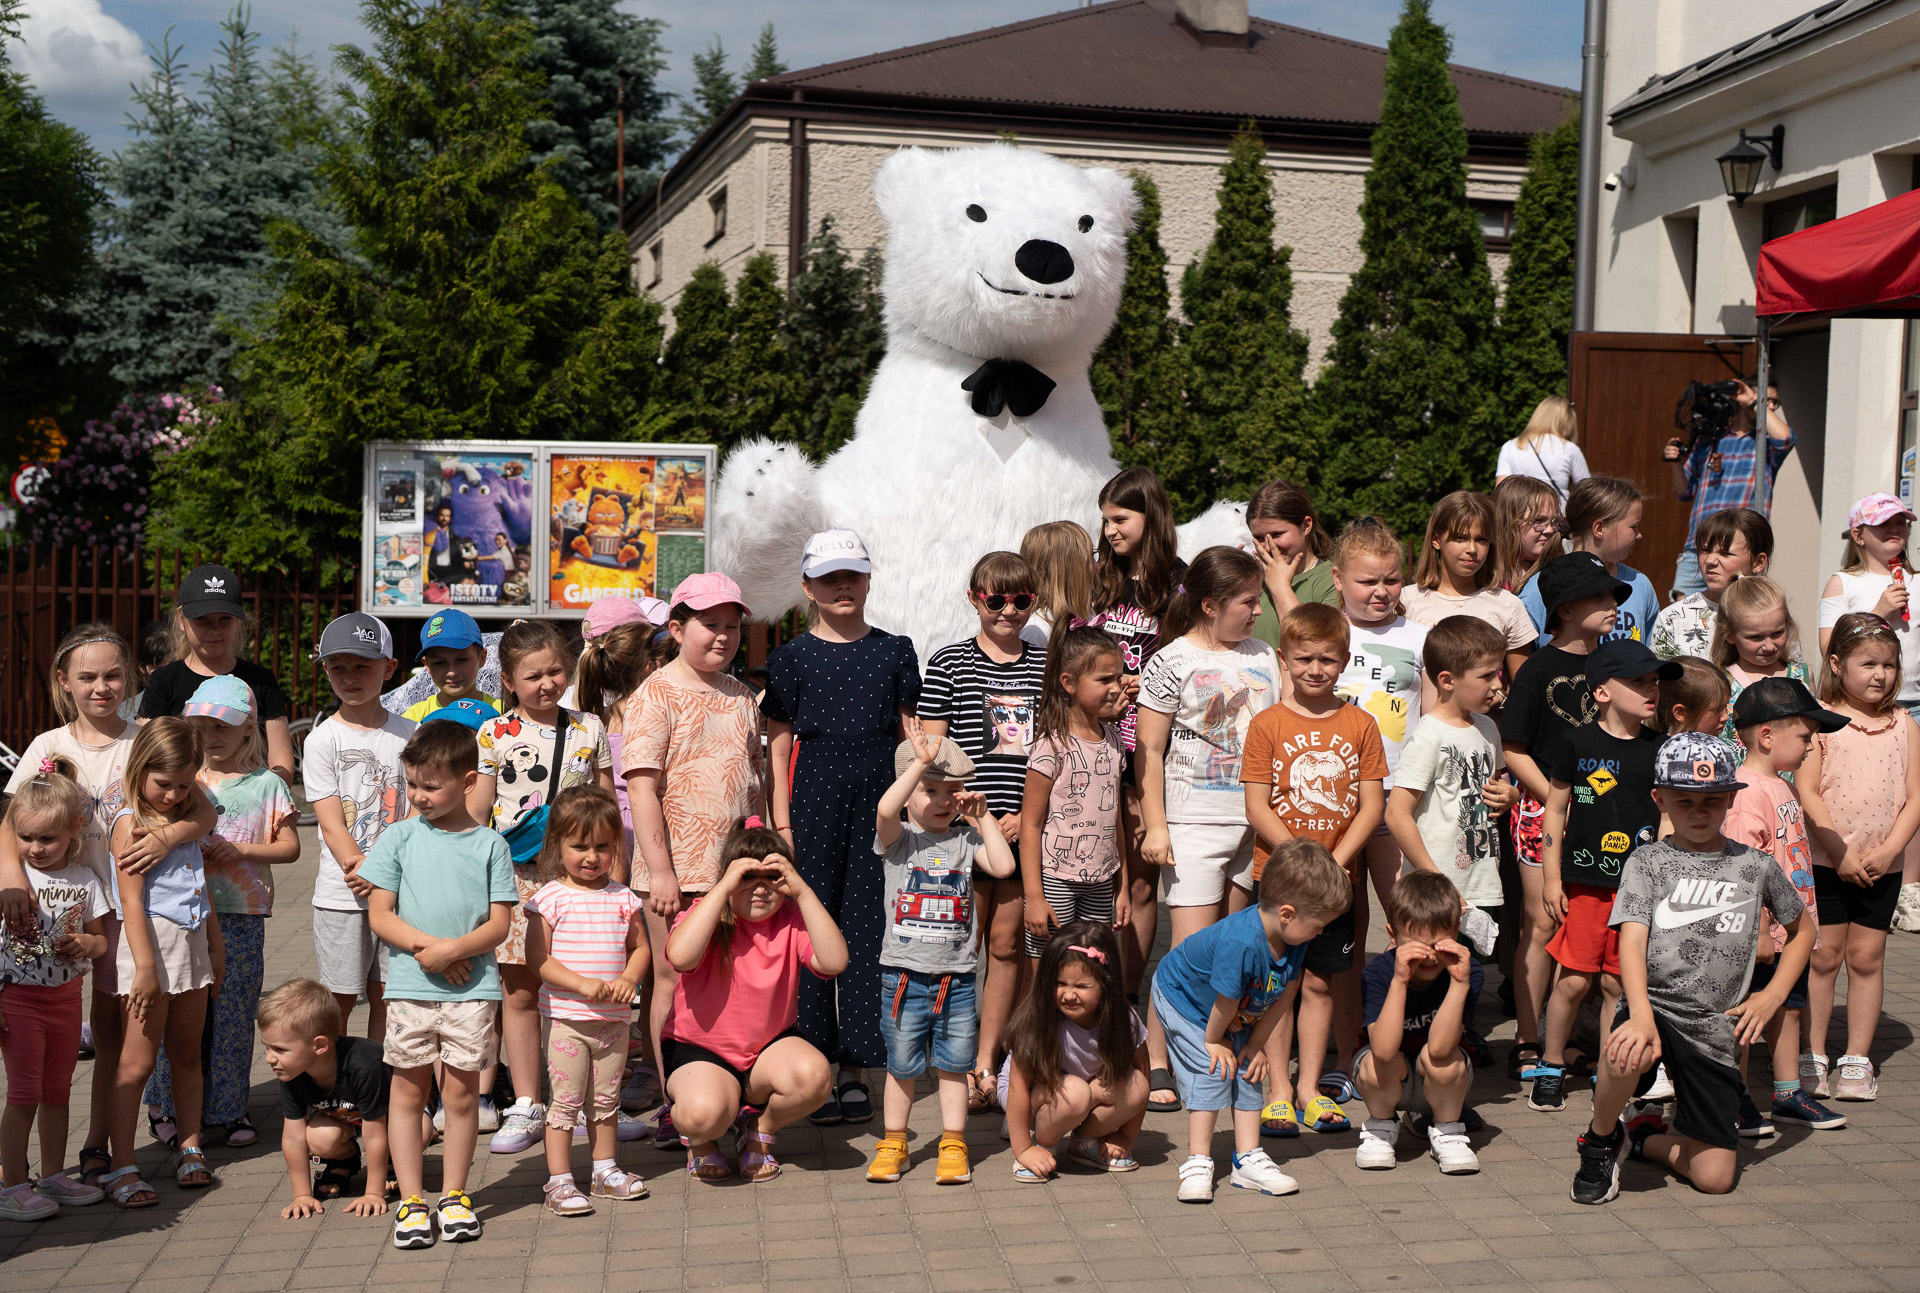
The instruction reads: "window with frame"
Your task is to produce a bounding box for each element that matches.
[1471,200,1514,251]
[706,188,727,245]
[1763,185,1837,241]
[1900,321,1920,497]
[647,241,663,288]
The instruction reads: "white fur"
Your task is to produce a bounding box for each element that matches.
[713,144,1246,661]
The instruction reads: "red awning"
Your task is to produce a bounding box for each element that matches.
[1757,185,1920,321]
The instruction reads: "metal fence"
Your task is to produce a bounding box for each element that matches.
[0,546,357,754]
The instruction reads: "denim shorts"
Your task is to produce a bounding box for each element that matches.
[1150,979,1264,1114]
[878,968,978,1080]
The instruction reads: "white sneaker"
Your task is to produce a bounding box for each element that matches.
[1643,1064,1675,1101]
[1427,1121,1479,1174]
[1176,1154,1215,1203]
[1355,1117,1400,1170]
[474,1094,500,1133]
[490,1099,545,1153]
[1228,1147,1298,1197]
[1800,1053,1830,1098]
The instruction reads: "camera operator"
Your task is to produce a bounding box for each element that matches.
[1664,375,1793,599]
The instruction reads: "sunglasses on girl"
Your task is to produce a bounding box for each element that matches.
[973,591,1036,612]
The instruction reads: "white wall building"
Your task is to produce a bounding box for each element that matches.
[1594,0,1920,625]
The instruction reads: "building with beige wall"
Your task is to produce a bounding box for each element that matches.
[627,0,1572,374]
[1590,0,1920,627]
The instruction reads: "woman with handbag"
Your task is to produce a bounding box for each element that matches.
[1495,395,1590,504]
[469,620,614,1153]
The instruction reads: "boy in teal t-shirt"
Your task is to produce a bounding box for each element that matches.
[362,721,515,1251]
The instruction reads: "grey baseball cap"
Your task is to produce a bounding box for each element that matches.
[318,612,394,661]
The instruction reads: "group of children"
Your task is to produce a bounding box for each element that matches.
[0,461,1910,1238]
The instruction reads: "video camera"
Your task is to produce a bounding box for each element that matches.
[1664,379,1743,462]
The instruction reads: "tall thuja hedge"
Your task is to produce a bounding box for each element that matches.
[784,215,885,462]
[1091,173,1201,517]
[723,252,802,453]
[1494,113,1579,435]
[151,0,665,568]
[1314,0,1498,535]
[1181,123,1314,508]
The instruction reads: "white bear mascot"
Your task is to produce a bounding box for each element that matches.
[714,143,1245,661]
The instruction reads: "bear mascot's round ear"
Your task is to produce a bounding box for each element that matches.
[874,147,949,227]
[1079,166,1142,236]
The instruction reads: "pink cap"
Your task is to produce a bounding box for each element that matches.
[582,595,669,638]
[670,571,749,614]
[1850,492,1916,530]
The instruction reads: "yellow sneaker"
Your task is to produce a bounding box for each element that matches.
[935,1133,971,1185]
[867,1133,909,1182]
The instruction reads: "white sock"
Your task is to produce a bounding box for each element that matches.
[512,1096,533,1110]
[592,1157,616,1175]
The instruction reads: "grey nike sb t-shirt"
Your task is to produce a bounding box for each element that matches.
[1611,839,1803,1068]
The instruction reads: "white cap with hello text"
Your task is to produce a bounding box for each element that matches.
[801,529,872,578]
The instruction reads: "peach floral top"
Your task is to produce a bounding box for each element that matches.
[620,670,761,892]
[1809,712,1911,869]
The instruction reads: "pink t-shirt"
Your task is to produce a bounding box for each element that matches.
[525,879,644,1021]
[1027,727,1125,882]
[664,898,829,1069]
[1724,768,1819,953]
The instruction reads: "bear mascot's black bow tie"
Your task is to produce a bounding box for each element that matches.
[962,359,1056,418]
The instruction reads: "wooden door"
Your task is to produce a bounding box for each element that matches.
[1568,332,1757,599]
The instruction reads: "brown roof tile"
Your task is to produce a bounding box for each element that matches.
[761,0,1573,138]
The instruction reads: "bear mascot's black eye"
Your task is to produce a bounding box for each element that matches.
[966,204,987,223]
[1078,215,1094,232]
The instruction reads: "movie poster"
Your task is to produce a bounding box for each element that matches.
[548,453,659,609]
[654,457,707,531]
[371,447,537,610]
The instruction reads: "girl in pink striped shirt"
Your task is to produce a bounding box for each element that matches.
[525,787,650,1215]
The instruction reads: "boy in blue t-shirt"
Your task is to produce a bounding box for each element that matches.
[362,721,516,1252]
[1148,840,1351,1204]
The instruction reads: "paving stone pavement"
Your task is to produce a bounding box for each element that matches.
[6,825,1920,1291]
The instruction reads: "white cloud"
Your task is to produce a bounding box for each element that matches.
[8,0,148,101]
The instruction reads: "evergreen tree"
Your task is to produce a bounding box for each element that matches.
[1494,113,1579,435]
[675,37,737,141]
[0,0,105,465]
[78,10,334,396]
[1315,0,1499,536]
[784,215,885,462]
[150,0,666,568]
[656,261,733,443]
[1092,172,1201,516]
[724,252,801,454]
[743,23,785,82]
[265,32,341,150]
[514,0,672,234]
[1180,123,1313,510]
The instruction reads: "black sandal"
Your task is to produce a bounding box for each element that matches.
[1148,1067,1183,1113]
[148,1111,179,1149]
[78,1145,112,1187]
[835,1077,873,1125]
[1507,1042,1543,1082]
[311,1144,362,1200]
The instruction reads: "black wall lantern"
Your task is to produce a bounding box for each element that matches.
[1718,125,1785,206]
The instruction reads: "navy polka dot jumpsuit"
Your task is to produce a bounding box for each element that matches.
[762,628,921,1069]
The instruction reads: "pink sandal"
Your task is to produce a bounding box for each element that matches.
[686,1146,731,1182]
[736,1126,780,1182]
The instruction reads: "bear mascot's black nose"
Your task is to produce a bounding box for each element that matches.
[1015,239,1075,285]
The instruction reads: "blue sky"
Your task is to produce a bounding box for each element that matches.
[8,0,1584,152]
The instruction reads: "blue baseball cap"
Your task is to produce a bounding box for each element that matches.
[422,697,499,731]
[182,675,253,726]
[417,608,483,660]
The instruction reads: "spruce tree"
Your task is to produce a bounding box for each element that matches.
[1315,0,1499,535]
[743,23,786,82]
[657,261,733,443]
[514,0,672,234]
[1494,113,1579,434]
[1092,173,1201,516]
[0,0,104,465]
[675,37,737,141]
[723,252,801,455]
[150,0,666,568]
[1180,123,1313,508]
[784,215,885,462]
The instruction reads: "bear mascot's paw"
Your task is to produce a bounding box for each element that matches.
[712,438,824,621]
[1177,500,1253,563]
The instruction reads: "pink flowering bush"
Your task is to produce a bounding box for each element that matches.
[20,391,220,550]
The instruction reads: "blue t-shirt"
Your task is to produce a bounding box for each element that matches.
[1359,949,1484,1056]
[113,810,209,931]
[1151,905,1306,1033]
[358,816,517,1002]
[1519,562,1660,649]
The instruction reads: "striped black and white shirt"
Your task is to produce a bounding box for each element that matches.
[918,638,1048,819]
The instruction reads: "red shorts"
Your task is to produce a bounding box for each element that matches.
[1546,883,1620,976]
